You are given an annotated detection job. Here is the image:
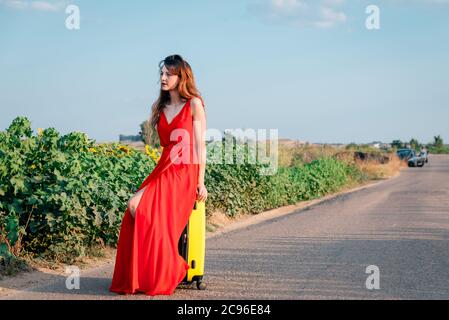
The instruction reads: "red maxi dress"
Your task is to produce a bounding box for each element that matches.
[109,97,202,296]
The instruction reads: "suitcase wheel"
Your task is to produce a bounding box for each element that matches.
[197,281,207,290]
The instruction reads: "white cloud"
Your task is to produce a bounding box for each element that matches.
[0,0,66,12]
[246,0,347,29]
[314,6,346,28]
[246,0,449,29]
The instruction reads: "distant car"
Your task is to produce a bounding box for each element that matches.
[396,148,425,167]
[397,148,414,162]
[419,150,429,163]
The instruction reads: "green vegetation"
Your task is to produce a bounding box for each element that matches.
[1,117,160,273]
[205,144,365,217]
[427,135,449,154]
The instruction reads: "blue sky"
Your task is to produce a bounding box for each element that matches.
[1,0,448,144]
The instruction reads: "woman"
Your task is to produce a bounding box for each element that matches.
[109,54,208,296]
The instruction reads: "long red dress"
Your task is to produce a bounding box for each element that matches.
[109,97,202,296]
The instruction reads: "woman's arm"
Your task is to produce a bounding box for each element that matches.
[191,97,207,201]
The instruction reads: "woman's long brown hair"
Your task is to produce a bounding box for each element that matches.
[150,54,205,131]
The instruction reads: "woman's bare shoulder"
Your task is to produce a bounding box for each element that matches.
[191,97,203,106]
[190,97,204,116]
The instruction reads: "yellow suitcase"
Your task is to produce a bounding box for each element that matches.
[178,200,207,290]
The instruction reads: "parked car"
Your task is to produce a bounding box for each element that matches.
[397,148,413,161]
[396,148,425,167]
[419,150,429,163]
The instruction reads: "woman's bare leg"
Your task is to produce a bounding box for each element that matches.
[127,186,147,218]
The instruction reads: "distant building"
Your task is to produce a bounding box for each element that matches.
[368,141,391,149]
[370,141,382,149]
[312,142,345,148]
[119,134,142,143]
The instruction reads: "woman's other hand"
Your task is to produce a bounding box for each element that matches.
[196,183,208,202]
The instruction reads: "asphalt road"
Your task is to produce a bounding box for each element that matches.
[2,155,449,300]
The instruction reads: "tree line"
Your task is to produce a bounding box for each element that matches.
[391,135,449,154]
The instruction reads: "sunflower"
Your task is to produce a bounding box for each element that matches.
[118,145,130,154]
[146,145,161,163]
[145,144,152,156]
